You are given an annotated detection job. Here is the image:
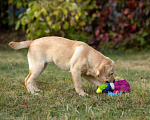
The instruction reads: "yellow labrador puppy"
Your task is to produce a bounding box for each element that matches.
[9,36,115,96]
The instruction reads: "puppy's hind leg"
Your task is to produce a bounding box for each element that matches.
[25,72,32,92]
[32,63,48,92]
[25,62,46,94]
[25,52,48,94]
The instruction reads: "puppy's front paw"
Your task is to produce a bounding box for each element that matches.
[79,91,88,96]
[35,88,42,92]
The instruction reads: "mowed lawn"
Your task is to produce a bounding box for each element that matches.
[0,49,150,120]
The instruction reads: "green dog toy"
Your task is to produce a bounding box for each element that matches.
[96,84,108,93]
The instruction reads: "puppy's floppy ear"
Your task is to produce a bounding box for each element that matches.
[97,64,109,77]
[97,63,105,77]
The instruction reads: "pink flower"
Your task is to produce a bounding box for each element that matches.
[113,33,122,41]
[124,8,130,15]
[124,20,130,27]
[99,33,109,42]
[128,1,135,8]
[95,28,100,37]
[138,1,143,8]
[130,24,136,32]
[127,12,135,20]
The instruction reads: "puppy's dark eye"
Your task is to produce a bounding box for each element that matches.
[110,73,113,75]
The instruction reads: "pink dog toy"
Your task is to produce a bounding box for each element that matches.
[111,79,130,95]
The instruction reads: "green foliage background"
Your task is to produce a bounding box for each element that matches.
[1,0,150,50]
[16,0,96,40]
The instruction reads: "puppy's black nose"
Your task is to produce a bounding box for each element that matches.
[113,79,115,83]
[106,81,109,83]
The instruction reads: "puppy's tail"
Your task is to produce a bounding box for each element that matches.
[9,41,33,50]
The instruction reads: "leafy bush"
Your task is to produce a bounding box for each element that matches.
[87,0,150,50]
[16,0,96,40]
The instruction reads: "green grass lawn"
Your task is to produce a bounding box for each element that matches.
[0,49,150,120]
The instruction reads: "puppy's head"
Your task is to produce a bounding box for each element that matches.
[97,59,115,83]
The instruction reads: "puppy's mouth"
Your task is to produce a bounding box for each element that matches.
[106,79,115,83]
[106,81,110,83]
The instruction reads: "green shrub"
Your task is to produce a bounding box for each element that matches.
[16,0,96,40]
